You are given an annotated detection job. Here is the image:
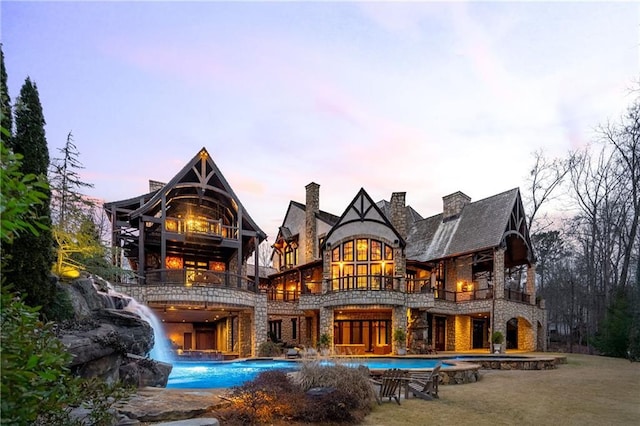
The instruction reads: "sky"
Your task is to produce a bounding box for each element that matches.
[2,1,638,240]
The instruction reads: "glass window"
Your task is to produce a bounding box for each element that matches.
[343,241,353,261]
[357,264,368,288]
[356,239,368,261]
[371,240,382,261]
[385,245,393,260]
[344,264,354,289]
[332,247,340,262]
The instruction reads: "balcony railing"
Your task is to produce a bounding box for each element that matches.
[143,268,258,292]
[266,288,299,302]
[328,275,399,292]
[406,279,432,293]
[431,287,531,303]
[505,288,531,303]
[164,216,238,239]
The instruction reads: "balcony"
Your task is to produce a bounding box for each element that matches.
[429,287,531,304]
[327,275,400,292]
[164,216,238,240]
[144,268,258,292]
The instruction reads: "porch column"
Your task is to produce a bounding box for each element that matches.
[160,192,167,275]
[392,306,408,354]
[319,307,333,349]
[526,264,537,305]
[137,214,145,284]
[493,247,505,299]
[253,293,268,356]
[237,204,244,289]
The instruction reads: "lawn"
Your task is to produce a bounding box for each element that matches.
[362,354,640,426]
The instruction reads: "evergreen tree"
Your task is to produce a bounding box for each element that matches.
[1,45,12,140]
[4,78,56,314]
[50,131,94,231]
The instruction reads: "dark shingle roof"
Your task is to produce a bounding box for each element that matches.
[376,200,424,228]
[405,188,519,262]
[291,200,340,226]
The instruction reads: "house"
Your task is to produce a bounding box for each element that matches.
[269,184,546,354]
[106,148,546,358]
[105,148,268,358]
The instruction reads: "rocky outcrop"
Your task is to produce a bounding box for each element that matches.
[120,387,224,423]
[57,276,171,387]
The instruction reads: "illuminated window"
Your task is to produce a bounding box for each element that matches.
[332,246,340,262]
[356,239,368,261]
[343,241,353,261]
[357,264,368,288]
[371,240,382,261]
[166,256,183,269]
[285,244,297,267]
[385,245,393,261]
[209,261,225,272]
[330,238,394,291]
[165,219,178,232]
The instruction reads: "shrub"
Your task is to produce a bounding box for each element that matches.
[299,388,363,423]
[1,288,131,425]
[297,360,376,411]
[257,340,282,357]
[219,370,304,425]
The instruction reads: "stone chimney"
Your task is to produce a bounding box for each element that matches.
[305,182,320,261]
[390,192,407,239]
[442,191,471,221]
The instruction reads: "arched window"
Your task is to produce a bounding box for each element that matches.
[330,238,394,291]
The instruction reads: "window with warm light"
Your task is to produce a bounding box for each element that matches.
[331,238,394,291]
[166,256,183,269]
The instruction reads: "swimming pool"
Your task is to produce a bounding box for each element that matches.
[167,358,445,389]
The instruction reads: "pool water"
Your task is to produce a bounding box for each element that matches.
[167,358,445,389]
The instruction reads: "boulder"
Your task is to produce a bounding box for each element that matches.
[120,354,173,388]
[97,309,154,356]
[57,276,167,389]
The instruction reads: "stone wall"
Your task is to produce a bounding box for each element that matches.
[454,316,471,351]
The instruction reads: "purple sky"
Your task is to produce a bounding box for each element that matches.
[2,1,638,240]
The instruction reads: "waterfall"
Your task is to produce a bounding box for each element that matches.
[94,278,173,364]
[125,299,174,364]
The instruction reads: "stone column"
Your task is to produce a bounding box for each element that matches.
[392,306,407,354]
[526,263,537,305]
[253,293,268,356]
[493,248,505,299]
[319,307,333,350]
[239,312,252,358]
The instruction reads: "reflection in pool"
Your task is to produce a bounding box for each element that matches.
[167,358,446,389]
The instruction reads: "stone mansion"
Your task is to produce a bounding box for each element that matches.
[107,148,546,358]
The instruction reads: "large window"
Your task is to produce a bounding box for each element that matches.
[331,238,394,291]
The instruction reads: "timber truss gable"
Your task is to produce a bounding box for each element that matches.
[324,188,405,248]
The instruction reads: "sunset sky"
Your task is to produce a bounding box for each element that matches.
[2,1,638,238]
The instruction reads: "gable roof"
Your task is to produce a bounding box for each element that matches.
[405,188,521,262]
[290,200,340,226]
[106,147,265,240]
[324,188,405,247]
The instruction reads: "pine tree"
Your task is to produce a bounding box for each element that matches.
[50,131,94,231]
[3,77,56,314]
[1,44,12,141]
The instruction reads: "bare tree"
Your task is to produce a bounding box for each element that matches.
[524,150,573,236]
